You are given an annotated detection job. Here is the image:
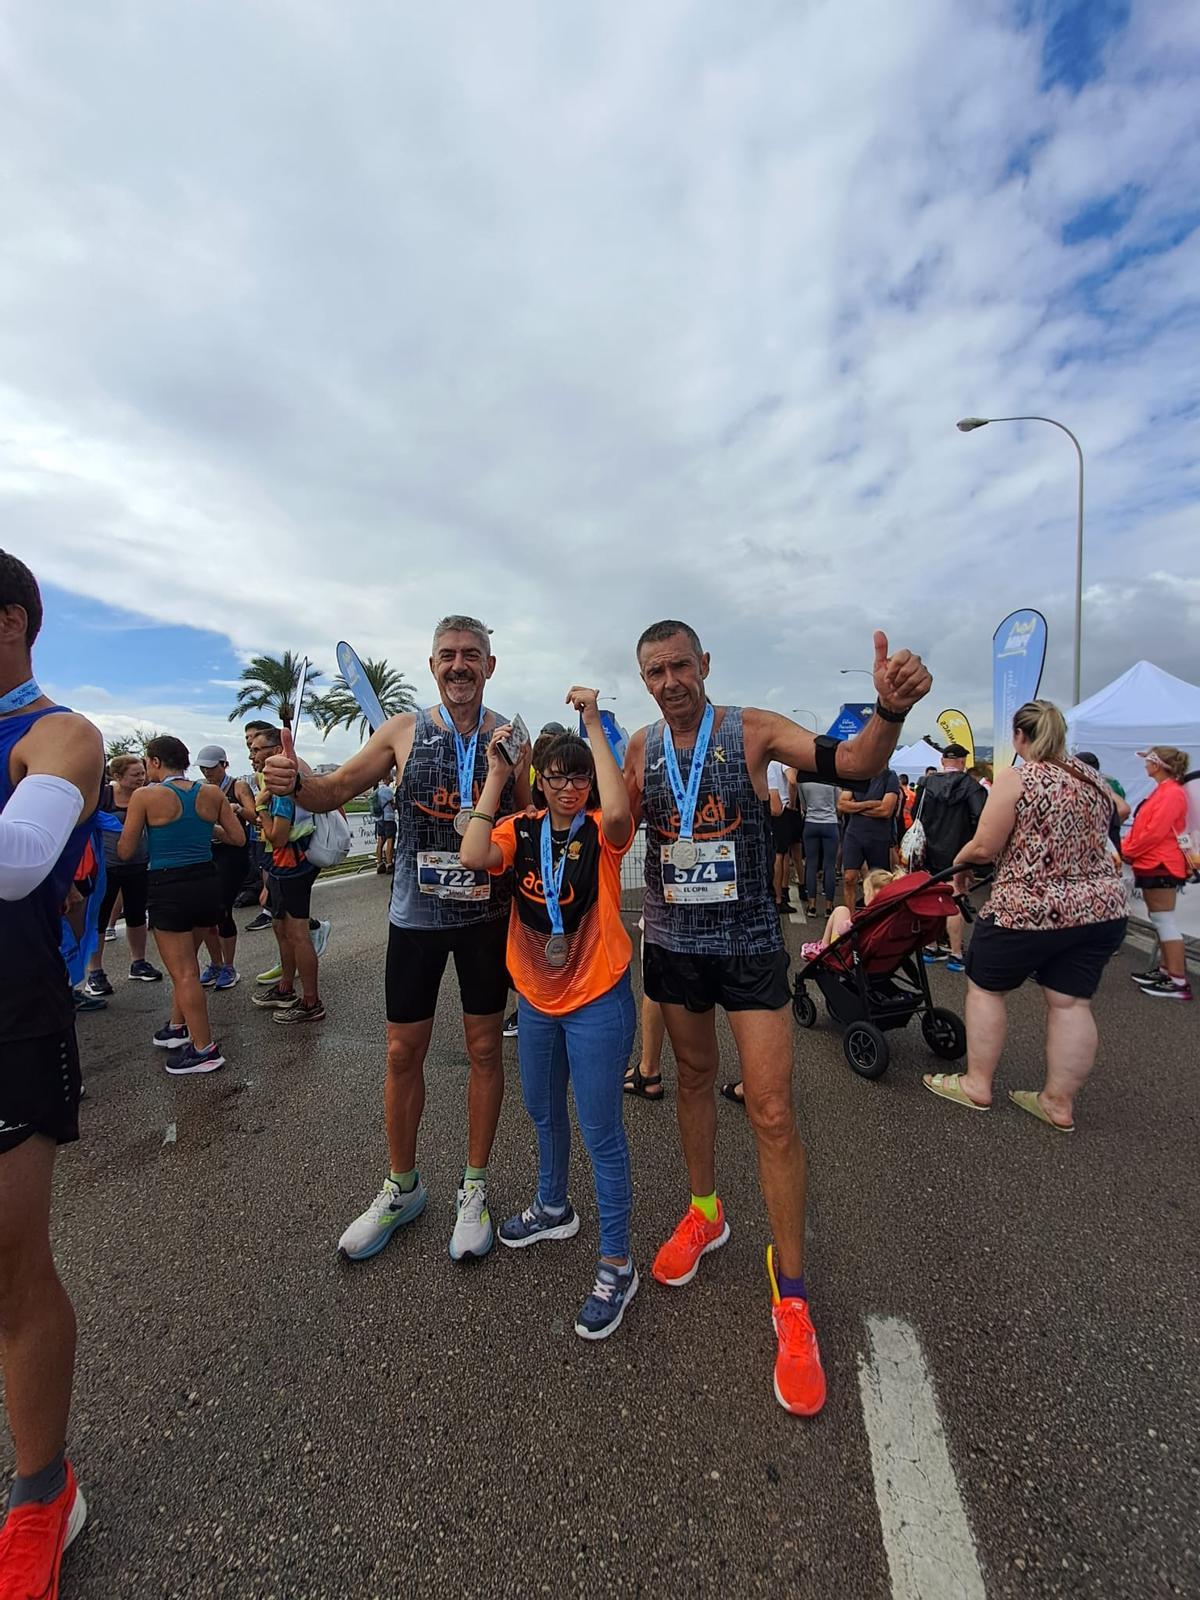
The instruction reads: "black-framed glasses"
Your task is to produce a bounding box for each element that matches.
[542,772,591,792]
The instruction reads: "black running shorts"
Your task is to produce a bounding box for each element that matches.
[1133,871,1185,892]
[643,942,792,1013]
[147,862,222,933]
[268,865,319,922]
[386,918,511,1024]
[0,1028,82,1155]
[965,914,1127,999]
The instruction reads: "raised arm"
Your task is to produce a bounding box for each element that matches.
[569,686,632,846]
[749,631,931,783]
[263,716,413,812]
[459,727,518,872]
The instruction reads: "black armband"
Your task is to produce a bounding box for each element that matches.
[813,735,840,782]
[874,699,906,724]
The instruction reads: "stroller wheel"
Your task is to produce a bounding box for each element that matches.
[792,985,817,1029]
[843,1022,889,1080]
[921,1007,967,1061]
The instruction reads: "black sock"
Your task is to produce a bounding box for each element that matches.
[9,1451,66,1510]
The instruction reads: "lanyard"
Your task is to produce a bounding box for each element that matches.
[662,702,714,842]
[539,811,586,937]
[0,678,41,715]
[445,709,484,813]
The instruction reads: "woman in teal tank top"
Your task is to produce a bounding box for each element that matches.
[118,736,245,1075]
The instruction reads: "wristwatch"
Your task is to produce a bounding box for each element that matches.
[874,699,906,724]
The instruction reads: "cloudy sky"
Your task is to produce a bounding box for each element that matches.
[3,0,1198,766]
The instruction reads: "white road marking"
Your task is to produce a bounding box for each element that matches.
[858,1315,986,1600]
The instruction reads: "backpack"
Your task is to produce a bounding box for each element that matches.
[915,772,987,867]
[899,788,926,867]
[306,808,352,869]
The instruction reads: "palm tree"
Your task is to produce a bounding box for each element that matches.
[312,657,417,741]
[227,651,323,729]
[105,726,164,762]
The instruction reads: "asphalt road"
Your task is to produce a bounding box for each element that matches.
[6,873,1197,1600]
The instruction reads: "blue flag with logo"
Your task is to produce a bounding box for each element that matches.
[578,709,629,769]
[992,609,1048,768]
[825,703,874,741]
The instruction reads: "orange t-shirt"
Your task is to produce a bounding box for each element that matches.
[490,808,635,1017]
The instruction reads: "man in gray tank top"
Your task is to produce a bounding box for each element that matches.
[264,616,530,1266]
[626,620,931,1418]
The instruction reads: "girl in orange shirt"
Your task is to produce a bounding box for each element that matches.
[460,686,638,1339]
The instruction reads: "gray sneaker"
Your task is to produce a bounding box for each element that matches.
[449,1178,494,1262]
[337,1176,428,1262]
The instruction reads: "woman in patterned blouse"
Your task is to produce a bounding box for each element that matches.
[922,700,1127,1134]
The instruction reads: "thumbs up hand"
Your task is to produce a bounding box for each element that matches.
[872,630,932,713]
[264,727,299,796]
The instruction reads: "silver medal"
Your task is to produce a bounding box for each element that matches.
[671,839,699,870]
[545,934,569,968]
[454,809,472,837]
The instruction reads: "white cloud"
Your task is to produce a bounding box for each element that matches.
[3,0,1199,745]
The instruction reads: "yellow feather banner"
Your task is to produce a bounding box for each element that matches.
[935,709,974,767]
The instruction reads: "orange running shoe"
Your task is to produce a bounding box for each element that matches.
[652,1201,730,1287]
[767,1245,827,1416]
[0,1460,87,1600]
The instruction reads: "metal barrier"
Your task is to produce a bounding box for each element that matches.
[620,825,648,911]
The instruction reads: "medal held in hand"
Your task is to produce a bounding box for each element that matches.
[663,702,714,871]
[540,811,585,972]
[446,708,484,838]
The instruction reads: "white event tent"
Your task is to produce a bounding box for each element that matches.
[1067,661,1200,940]
[891,738,944,775]
[1067,661,1200,811]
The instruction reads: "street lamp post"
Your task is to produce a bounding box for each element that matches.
[956,415,1084,706]
[791,707,818,729]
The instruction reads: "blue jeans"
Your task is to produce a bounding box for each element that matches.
[804,821,838,904]
[516,972,636,1259]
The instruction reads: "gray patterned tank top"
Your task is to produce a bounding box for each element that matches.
[389,706,516,930]
[642,706,781,957]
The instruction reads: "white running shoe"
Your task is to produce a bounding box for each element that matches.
[449,1178,494,1262]
[337,1175,428,1262]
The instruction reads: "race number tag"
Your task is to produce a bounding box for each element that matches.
[660,840,738,904]
[416,851,491,902]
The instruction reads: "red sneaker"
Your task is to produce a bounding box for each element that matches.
[767,1246,826,1416]
[0,1460,87,1600]
[652,1202,730,1287]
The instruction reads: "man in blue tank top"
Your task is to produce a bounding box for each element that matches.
[264,615,530,1266]
[626,620,931,1418]
[0,552,104,1593]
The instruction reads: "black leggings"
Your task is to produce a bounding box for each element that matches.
[98,863,148,931]
[213,846,250,940]
[803,822,838,905]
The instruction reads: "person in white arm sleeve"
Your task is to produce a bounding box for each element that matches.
[0,552,104,1595]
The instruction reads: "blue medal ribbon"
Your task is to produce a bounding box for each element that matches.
[662,702,714,842]
[446,710,484,815]
[539,811,586,937]
[0,678,42,715]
